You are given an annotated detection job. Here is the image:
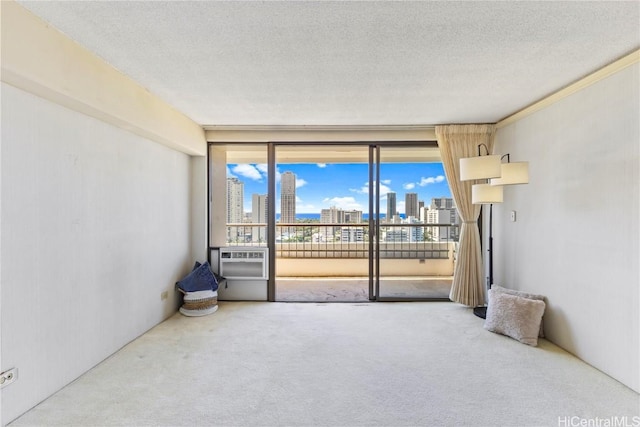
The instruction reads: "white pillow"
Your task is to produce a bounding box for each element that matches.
[484,289,546,346]
[492,285,546,337]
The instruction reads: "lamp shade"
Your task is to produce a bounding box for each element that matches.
[460,155,501,181]
[472,183,503,204]
[490,162,529,186]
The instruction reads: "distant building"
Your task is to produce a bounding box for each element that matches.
[405,192,419,218]
[384,221,423,242]
[386,192,396,221]
[226,177,244,242]
[385,228,408,242]
[251,194,268,242]
[388,214,402,224]
[320,206,363,223]
[423,197,460,241]
[406,216,424,242]
[226,177,244,224]
[341,227,364,242]
[321,206,363,241]
[320,206,342,240]
[321,206,344,223]
[431,197,455,209]
[344,210,362,224]
[280,171,296,223]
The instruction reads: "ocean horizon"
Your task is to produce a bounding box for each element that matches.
[274,213,403,220]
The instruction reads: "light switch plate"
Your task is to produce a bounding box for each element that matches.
[510,211,517,222]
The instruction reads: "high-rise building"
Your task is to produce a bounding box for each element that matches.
[431,197,455,209]
[341,227,364,242]
[320,206,363,223]
[251,194,268,242]
[252,194,268,223]
[226,177,244,224]
[405,192,418,218]
[280,171,296,223]
[385,228,408,242]
[386,192,396,221]
[321,206,344,223]
[424,197,460,241]
[344,210,362,224]
[320,206,342,241]
[320,206,363,241]
[425,208,455,225]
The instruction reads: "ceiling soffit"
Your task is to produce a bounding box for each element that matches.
[15,1,640,127]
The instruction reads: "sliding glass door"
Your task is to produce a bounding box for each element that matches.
[274,144,371,301]
[210,141,455,302]
[370,144,455,301]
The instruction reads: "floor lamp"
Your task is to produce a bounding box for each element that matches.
[470,183,503,318]
[460,148,529,319]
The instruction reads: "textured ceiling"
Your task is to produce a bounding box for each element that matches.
[16,1,640,127]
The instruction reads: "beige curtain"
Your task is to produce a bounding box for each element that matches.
[436,124,496,307]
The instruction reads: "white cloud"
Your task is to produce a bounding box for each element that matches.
[317,163,327,168]
[295,195,316,212]
[358,185,370,195]
[255,164,281,182]
[352,181,393,195]
[226,166,236,179]
[418,175,445,186]
[398,175,445,190]
[379,183,393,195]
[322,196,364,210]
[381,179,391,185]
[295,178,308,188]
[232,164,263,181]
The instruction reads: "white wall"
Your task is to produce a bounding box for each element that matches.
[190,156,208,264]
[2,0,205,156]
[492,63,639,392]
[209,145,228,248]
[0,83,194,424]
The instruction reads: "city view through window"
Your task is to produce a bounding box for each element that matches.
[216,146,459,300]
[226,162,461,244]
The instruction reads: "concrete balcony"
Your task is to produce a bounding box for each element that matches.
[223,223,457,301]
[276,242,455,277]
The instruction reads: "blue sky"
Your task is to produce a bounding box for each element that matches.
[227,162,451,214]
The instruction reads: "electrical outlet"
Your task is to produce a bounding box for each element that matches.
[0,368,18,389]
[161,291,169,301]
[510,210,517,222]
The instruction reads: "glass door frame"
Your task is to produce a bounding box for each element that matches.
[369,141,450,302]
[269,141,375,301]
[369,145,379,301]
[268,140,443,302]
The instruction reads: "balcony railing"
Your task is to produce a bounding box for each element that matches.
[225,222,459,259]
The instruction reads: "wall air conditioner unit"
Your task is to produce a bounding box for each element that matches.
[219,247,268,280]
[218,247,268,301]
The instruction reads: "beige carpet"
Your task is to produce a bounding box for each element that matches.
[10,302,640,427]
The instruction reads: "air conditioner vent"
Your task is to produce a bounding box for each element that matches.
[219,247,268,280]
